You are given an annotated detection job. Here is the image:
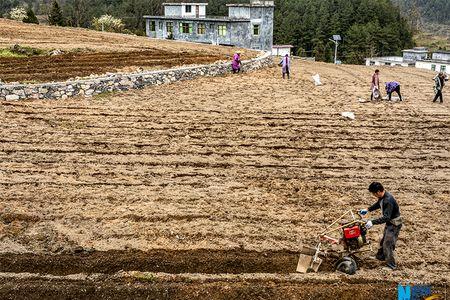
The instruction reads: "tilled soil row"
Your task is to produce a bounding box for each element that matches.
[0,249,311,275]
[0,276,400,300]
[0,50,225,83]
[0,60,448,288]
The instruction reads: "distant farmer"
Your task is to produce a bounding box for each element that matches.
[385,81,403,101]
[370,69,381,100]
[279,54,290,79]
[433,72,446,103]
[359,182,403,271]
[231,52,241,74]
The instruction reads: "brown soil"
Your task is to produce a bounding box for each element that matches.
[0,59,449,298]
[0,49,225,83]
[0,18,257,83]
[0,18,255,54]
[0,249,302,275]
[0,276,401,300]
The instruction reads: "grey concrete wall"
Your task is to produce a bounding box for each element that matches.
[229,22,251,48]
[164,5,182,17]
[0,52,273,101]
[145,3,273,50]
[149,19,253,46]
[229,7,250,19]
[250,6,274,50]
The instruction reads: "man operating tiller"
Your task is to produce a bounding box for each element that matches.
[359,182,403,271]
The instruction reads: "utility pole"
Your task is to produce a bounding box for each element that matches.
[329,35,341,64]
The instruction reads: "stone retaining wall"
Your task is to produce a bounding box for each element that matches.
[0,51,273,101]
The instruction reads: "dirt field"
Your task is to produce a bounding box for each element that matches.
[0,50,225,83]
[0,60,449,298]
[0,18,255,83]
[0,18,254,54]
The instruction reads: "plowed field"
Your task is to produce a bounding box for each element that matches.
[0,50,225,83]
[0,60,449,299]
[0,18,255,83]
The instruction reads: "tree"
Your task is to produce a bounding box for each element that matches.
[92,14,125,33]
[9,6,27,21]
[63,0,90,27]
[48,0,65,26]
[23,6,39,24]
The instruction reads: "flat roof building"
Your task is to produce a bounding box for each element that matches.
[143,0,274,51]
[365,48,450,73]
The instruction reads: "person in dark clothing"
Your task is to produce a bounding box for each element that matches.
[385,81,403,101]
[433,72,446,103]
[359,182,403,271]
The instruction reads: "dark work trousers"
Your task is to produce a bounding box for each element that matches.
[433,90,443,103]
[376,224,402,269]
[388,86,402,101]
[283,67,290,79]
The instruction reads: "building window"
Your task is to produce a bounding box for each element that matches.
[253,24,260,36]
[166,22,173,33]
[179,22,193,34]
[197,23,206,34]
[185,5,192,13]
[431,64,436,71]
[440,65,446,72]
[150,20,156,32]
[218,25,227,36]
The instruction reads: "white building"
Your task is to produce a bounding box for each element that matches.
[365,48,450,73]
[415,50,450,73]
[365,47,426,67]
[272,45,293,56]
[402,47,429,62]
[365,56,413,67]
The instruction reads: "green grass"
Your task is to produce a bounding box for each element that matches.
[0,49,27,58]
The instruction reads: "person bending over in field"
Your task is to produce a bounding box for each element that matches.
[385,81,403,101]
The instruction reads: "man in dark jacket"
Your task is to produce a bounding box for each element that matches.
[359,182,403,271]
[433,72,446,103]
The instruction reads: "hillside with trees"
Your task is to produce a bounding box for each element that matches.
[391,0,450,26]
[1,0,417,64]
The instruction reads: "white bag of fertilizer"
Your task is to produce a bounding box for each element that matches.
[312,74,322,86]
[341,112,355,120]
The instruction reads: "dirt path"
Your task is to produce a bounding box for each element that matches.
[0,59,449,297]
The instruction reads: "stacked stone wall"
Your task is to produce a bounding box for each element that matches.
[0,51,273,101]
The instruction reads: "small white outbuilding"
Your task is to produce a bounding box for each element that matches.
[272,45,293,57]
